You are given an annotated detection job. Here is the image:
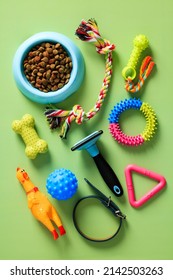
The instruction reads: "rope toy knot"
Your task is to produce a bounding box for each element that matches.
[75,18,116,55]
[96,39,115,55]
[72,105,85,124]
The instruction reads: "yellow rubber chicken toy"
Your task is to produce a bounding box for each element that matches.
[16,168,66,240]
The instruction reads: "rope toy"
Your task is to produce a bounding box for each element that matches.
[44,18,115,139]
[108,98,157,146]
[122,35,155,93]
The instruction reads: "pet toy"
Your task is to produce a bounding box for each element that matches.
[44,18,115,139]
[122,35,155,93]
[108,98,157,146]
[73,178,126,242]
[12,114,48,159]
[109,34,157,146]
[46,168,78,200]
[16,168,66,239]
[71,130,123,196]
[125,164,166,208]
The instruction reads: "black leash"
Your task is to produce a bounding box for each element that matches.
[73,178,126,242]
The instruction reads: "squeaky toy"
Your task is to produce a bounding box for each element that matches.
[16,167,66,240]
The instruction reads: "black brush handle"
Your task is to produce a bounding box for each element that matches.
[93,153,123,197]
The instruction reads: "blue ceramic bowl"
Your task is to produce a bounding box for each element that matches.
[13,32,85,104]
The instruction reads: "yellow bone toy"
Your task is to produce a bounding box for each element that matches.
[16,167,66,240]
[12,114,48,159]
[122,34,149,81]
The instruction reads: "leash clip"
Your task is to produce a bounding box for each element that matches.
[115,210,126,219]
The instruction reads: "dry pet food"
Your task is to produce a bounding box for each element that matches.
[23,42,73,92]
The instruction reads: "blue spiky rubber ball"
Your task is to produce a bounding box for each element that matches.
[46,168,78,200]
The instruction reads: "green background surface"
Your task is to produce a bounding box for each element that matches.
[1,0,173,260]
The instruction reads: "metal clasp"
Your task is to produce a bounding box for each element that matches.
[107,196,112,207]
[115,210,126,219]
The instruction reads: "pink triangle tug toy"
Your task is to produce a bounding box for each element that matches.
[125,164,166,208]
[16,167,66,239]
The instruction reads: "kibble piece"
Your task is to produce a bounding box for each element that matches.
[58,83,64,89]
[34,56,41,63]
[50,64,55,70]
[39,68,45,73]
[42,79,48,86]
[43,51,49,57]
[39,61,46,68]
[55,43,60,49]
[47,48,53,54]
[37,72,43,77]
[34,68,39,73]
[46,70,51,79]
[38,46,45,52]
[42,57,49,63]
[45,43,51,48]
[53,49,58,55]
[49,58,55,64]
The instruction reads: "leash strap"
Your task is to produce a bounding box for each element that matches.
[73,179,126,242]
